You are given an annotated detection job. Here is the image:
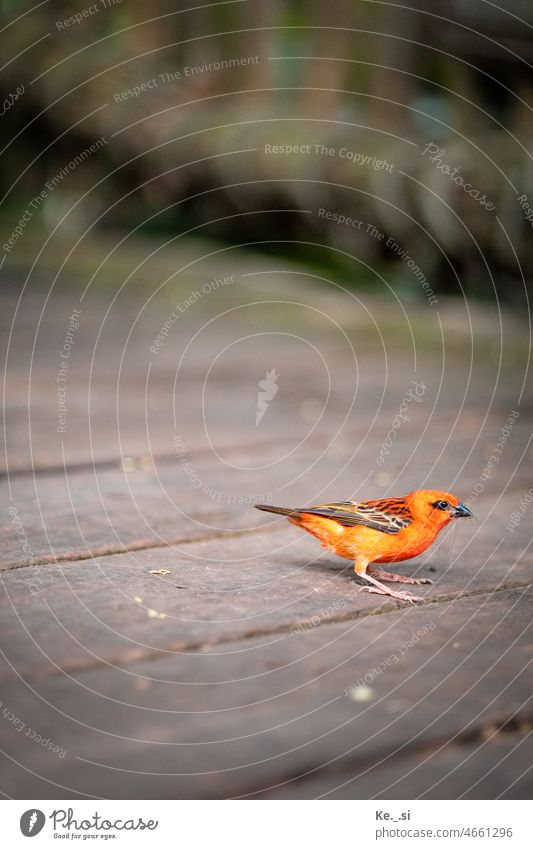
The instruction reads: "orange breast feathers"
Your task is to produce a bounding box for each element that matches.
[264,490,463,564]
[290,512,438,563]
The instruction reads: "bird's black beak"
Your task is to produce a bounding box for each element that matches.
[453,502,472,518]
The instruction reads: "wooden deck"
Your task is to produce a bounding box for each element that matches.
[1,244,532,799]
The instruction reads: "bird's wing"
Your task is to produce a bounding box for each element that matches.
[298,498,413,534]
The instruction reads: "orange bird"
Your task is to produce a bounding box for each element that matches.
[255,490,472,603]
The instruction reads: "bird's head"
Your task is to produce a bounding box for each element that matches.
[407,489,473,529]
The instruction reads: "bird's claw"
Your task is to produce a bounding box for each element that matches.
[360,587,423,604]
[395,591,423,603]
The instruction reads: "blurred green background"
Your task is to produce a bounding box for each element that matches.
[2,0,533,304]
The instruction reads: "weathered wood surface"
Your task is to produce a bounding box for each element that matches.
[0,589,531,799]
[1,265,532,799]
[0,491,531,681]
[2,420,531,569]
[2,277,525,473]
[256,733,533,799]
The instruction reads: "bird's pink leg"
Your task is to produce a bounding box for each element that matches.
[368,565,432,586]
[354,558,424,604]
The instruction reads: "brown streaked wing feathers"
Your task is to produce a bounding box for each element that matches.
[296,498,412,534]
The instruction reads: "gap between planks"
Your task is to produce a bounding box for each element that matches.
[1,581,531,685]
[0,428,337,481]
[237,714,533,800]
[5,481,533,572]
[1,523,281,572]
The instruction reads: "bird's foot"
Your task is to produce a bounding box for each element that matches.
[367,566,432,586]
[359,586,424,604]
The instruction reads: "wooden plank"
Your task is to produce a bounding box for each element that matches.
[3,286,528,473]
[2,419,531,570]
[0,589,531,798]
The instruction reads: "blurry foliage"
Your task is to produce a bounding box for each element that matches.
[1,0,533,305]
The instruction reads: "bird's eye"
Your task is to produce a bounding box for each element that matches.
[432,500,449,510]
